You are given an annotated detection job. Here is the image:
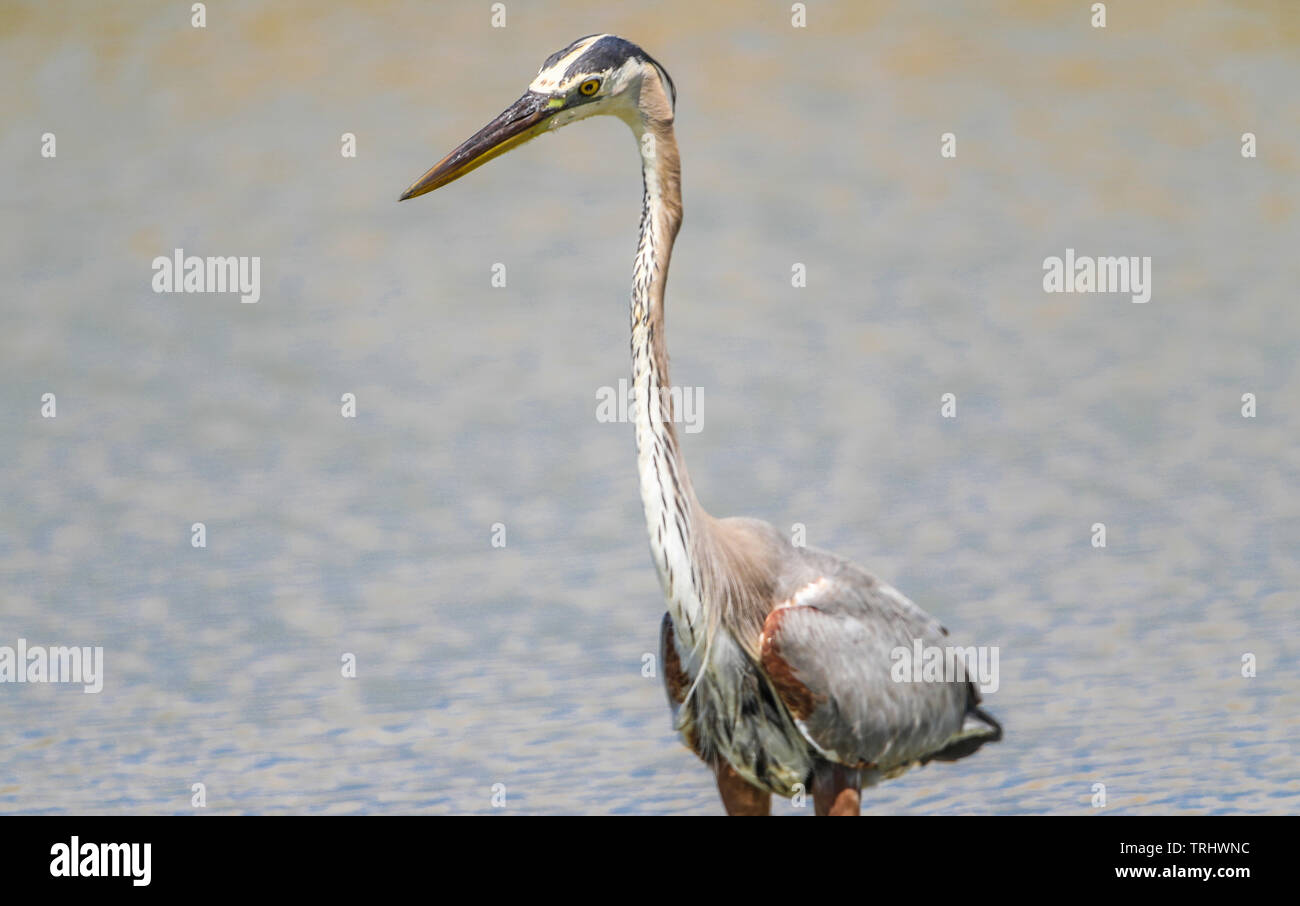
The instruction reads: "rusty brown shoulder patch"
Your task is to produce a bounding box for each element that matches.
[660,615,691,706]
[759,608,821,721]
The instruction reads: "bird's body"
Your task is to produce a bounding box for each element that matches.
[402,34,1001,814]
[659,520,997,801]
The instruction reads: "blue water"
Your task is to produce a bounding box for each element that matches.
[0,0,1296,814]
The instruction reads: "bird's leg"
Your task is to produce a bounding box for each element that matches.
[715,762,771,815]
[813,763,862,816]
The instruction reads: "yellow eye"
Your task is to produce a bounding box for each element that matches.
[579,78,601,96]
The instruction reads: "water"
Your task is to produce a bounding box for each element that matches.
[1,0,1296,814]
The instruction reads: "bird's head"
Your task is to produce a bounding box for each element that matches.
[399,34,676,201]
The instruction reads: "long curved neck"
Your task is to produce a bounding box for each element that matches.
[627,90,708,638]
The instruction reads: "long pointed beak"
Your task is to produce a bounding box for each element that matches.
[399,92,559,201]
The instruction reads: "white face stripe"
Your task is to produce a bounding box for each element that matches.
[528,34,610,93]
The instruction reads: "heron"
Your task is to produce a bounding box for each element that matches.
[400,34,1002,815]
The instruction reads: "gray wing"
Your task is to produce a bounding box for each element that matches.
[759,556,1000,771]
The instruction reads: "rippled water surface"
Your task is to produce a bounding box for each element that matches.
[1,0,1297,814]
